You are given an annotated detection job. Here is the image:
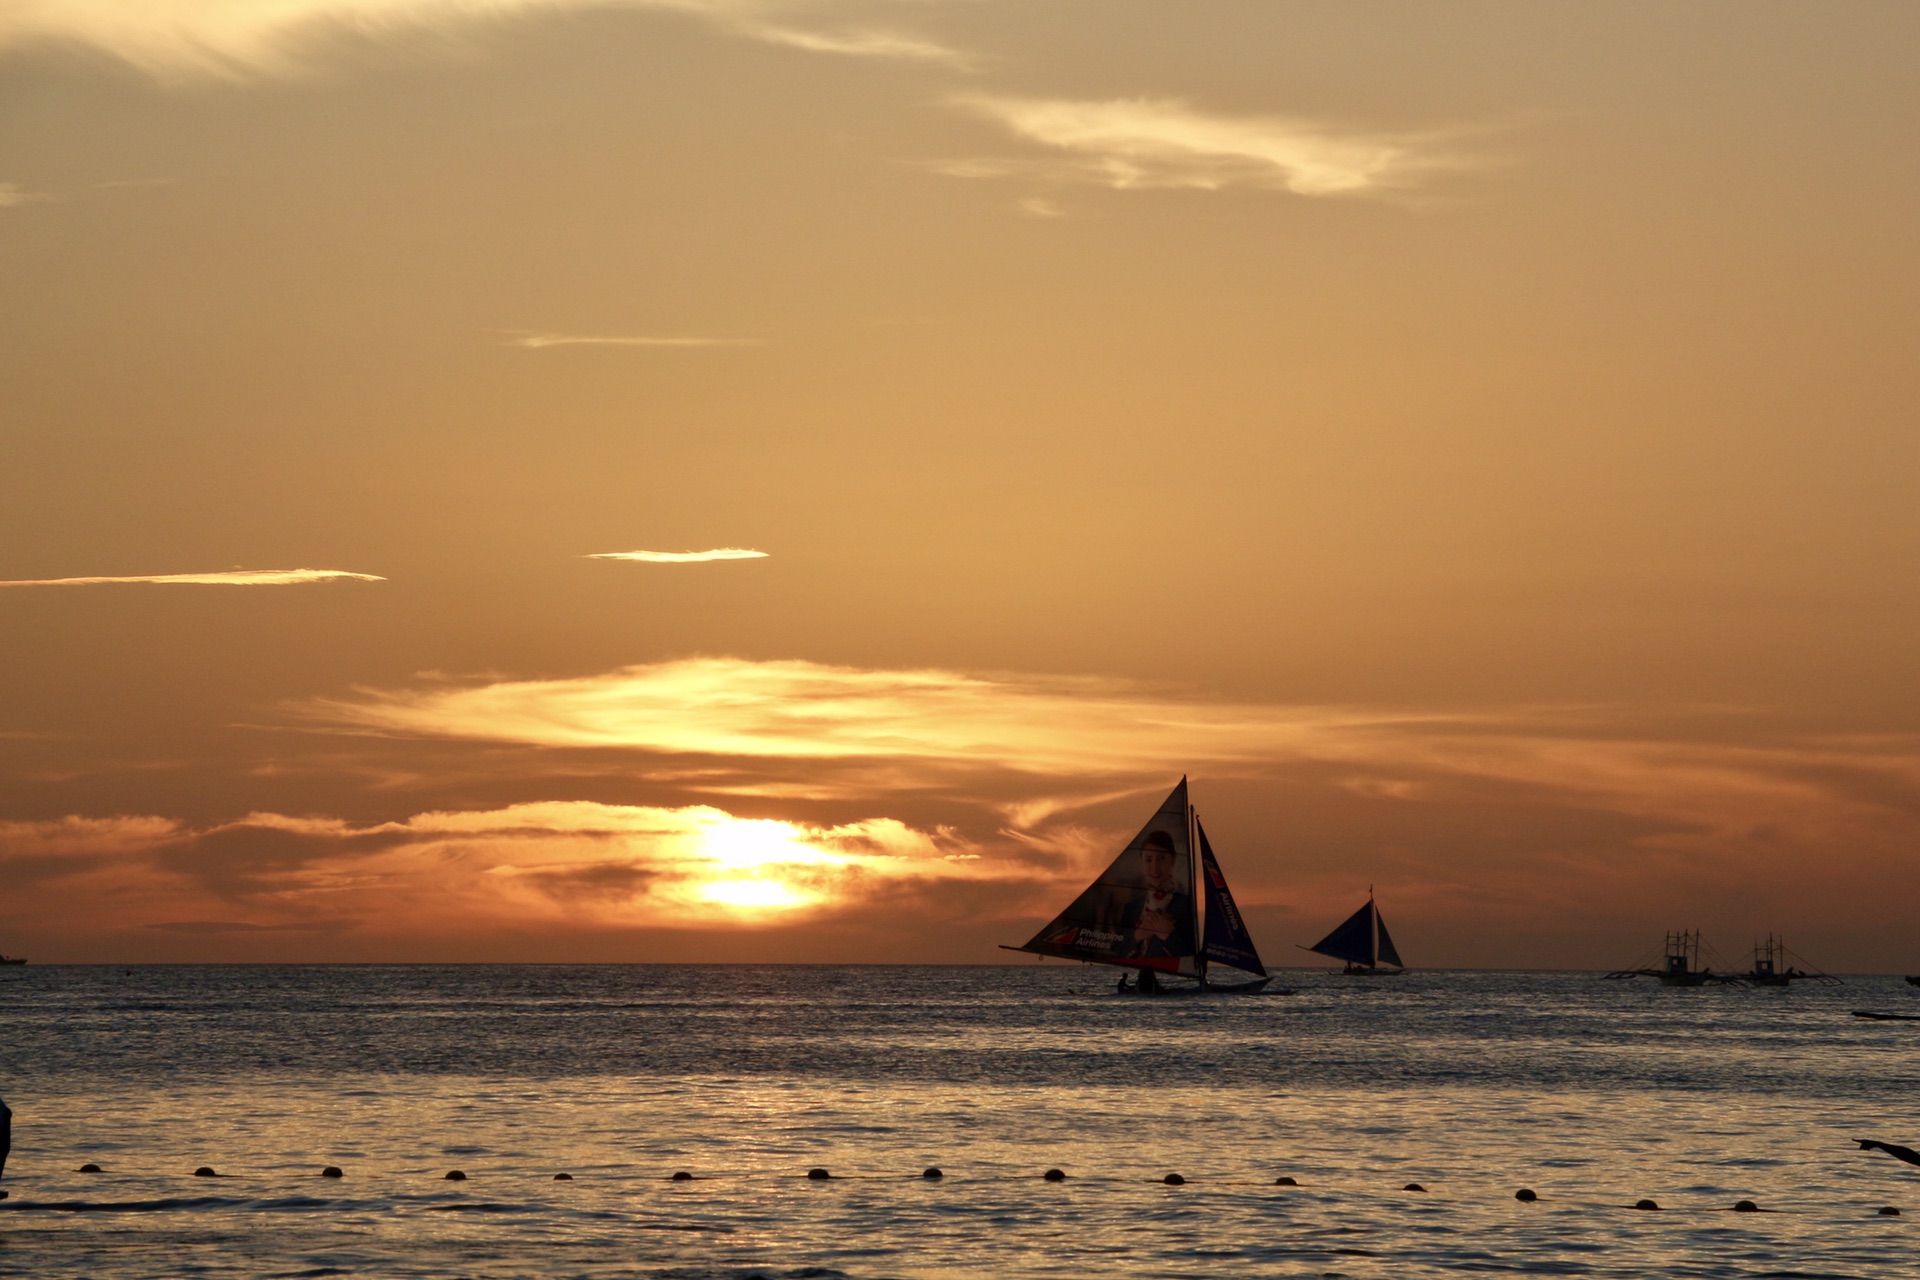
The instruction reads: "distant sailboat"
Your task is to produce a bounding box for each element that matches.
[1302,890,1405,975]
[1002,778,1272,995]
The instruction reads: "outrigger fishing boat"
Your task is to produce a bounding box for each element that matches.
[1002,778,1273,995]
[1606,929,1719,985]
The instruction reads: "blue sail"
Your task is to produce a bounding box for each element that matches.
[1307,900,1376,967]
[1198,821,1267,977]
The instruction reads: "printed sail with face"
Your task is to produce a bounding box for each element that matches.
[1004,779,1271,993]
[1014,779,1198,974]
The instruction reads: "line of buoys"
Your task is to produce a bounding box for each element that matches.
[193,1167,217,1178]
[444,1170,466,1181]
[670,1171,695,1182]
[78,1164,101,1174]
[922,1167,942,1180]
[320,1166,343,1179]
[1733,1199,1760,1213]
[1042,1168,1066,1182]
[1515,1188,1537,1202]
[806,1168,831,1181]
[1403,1183,1426,1193]
[1634,1199,1661,1211]
[1275,1176,1298,1186]
[553,1173,572,1181]
[1163,1173,1184,1185]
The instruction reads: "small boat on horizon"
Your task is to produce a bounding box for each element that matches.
[0,954,25,965]
[1002,778,1273,995]
[1606,930,1720,986]
[1300,889,1406,975]
[1739,935,1840,987]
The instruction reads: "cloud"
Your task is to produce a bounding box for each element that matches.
[507,333,763,349]
[0,800,1011,939]
[298,658,1920,872]
[0,0,970,81]
[586,549,768,563]
[0,183,51,207]
[0,568,385,587]
[947,95,1465,196]
[303,656,1362,772]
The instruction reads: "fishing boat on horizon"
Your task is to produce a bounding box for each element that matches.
[1001,778,1273,995]
[1739,934,1840,987]
[0,954,25,965]
[1300,889,1406,975]
[1606,929,1721,986]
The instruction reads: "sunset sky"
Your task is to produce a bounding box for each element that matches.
[2,2,1916,969]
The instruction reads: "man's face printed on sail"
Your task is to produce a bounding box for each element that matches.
[1141,842,1177,893]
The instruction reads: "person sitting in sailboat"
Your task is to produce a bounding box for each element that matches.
[1118,830,1194,962]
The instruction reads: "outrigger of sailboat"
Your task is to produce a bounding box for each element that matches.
[1000,778,1273,995]
[1300,889,1405,975]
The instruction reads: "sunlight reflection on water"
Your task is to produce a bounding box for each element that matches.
[2,965,1917,1277]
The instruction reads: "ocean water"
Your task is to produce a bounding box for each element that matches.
[2,965,1918,1278]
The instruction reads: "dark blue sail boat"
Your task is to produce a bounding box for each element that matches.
[1302,890,1405,975]
[1003,779,1272,995]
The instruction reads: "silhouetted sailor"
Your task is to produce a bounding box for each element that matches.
[1857,1139,1920,1167]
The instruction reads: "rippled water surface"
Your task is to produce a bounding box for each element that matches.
[3,965,1918,1277]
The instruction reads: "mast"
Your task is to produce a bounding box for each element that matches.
[1368,884,1377,968]
[1189,791,1207,989]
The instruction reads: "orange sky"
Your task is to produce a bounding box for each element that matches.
[2,2,1917,968]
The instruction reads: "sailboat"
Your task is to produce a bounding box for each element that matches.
[1301,890,1405,975]
[1002,778,1272,995]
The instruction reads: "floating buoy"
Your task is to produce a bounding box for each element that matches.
[553,1173,572,1181]
[1274,1176,1298,1186]
[1163,1173,1184,1186]
[1515,1188,1537,1202]
[1043,1168,1067,1182]
[670,1171,694,1182]
[320,1166,343,1179]
[1733,1199,1759,1213]
[1879,1206,1901,1216]
[922,1167,943,1180]
[78,1163,102,1174]
[193,1167,217,1178]
[1634,1199,1661,1211]
[1403,1183,1426,1193]
[444,1170,467,1181]
[806,1168,831,1181]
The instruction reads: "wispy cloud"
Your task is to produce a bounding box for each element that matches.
[0,0,969,81]
[586,549,768,563]
[0,568,384,587]
[0,183,51,208]
[948,95,1466,197]
[735,21,970,67]
[507,333,764,350]
[304,656,1459,774]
